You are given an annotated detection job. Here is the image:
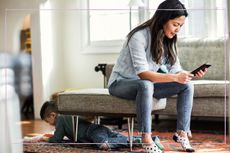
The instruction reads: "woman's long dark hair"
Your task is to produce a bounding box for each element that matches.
[127,0,188,65]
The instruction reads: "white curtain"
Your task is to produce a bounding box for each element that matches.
[0,68,22,153]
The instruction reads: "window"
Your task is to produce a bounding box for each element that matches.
[148,0,227,37]
[81,0,227,53]
[80,0,132,53]
[89,0,130,42]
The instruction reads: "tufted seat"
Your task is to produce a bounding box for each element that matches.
[58,88,166,116]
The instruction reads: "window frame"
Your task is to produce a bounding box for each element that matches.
[80,0,144,54]
[80,0,227,54]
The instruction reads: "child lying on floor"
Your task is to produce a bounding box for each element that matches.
[35,101,163,150]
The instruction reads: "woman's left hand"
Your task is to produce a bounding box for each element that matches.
[193,68,208,78]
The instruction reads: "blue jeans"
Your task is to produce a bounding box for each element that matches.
[85,124,129,149]
[108,79,194,133]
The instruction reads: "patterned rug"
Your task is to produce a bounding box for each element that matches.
[23,131,230,153]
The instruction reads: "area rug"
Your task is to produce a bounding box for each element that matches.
[23,131,230,153]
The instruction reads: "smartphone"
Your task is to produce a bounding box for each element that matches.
[191,63,211,75]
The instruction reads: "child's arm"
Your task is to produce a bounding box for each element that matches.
[48,117,66,143]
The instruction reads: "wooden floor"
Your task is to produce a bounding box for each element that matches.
[21,119,54,137]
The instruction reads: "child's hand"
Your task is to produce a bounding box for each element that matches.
[24,134,53,143]
[24,135,43,143]
[42,134,53,142]
[43,133,54,137]
[42,136,49,142]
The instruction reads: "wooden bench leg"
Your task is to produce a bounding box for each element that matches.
[127,117,134,152]
[72,115,79,142]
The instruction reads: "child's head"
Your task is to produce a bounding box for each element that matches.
[40,101,58,126]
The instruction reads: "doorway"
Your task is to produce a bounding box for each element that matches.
[14,14,34,119]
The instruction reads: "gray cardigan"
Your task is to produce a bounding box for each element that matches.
[108,27,182,87]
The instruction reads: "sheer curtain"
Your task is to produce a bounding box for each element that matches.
[0,54,22,153]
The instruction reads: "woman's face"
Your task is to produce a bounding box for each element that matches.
[163,16,186,39]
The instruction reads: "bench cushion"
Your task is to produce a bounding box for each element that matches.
[57,88,166,117]
[192,80,229,97]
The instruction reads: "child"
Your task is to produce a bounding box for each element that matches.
[39,101,133,150]
[39,101,163,150]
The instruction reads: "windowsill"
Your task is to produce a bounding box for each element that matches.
[81,40,124,54]
[81,45,121,54]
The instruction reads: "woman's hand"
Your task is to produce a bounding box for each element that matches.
[176,71,193,84]
[193,68,208,78]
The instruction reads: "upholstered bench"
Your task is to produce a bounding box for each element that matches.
[57,88,166,116]
[57,88,166,151]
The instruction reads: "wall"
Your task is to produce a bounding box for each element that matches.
[39,1,66,105]
[47,0,118,90]
[32,0,119,118]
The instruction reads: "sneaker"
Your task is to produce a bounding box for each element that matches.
[173,133,195,152]
[132,136,164,150]
[142,142,164,153]
[152,136,164,150]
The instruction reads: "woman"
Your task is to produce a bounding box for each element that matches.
[108,0,207,152]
